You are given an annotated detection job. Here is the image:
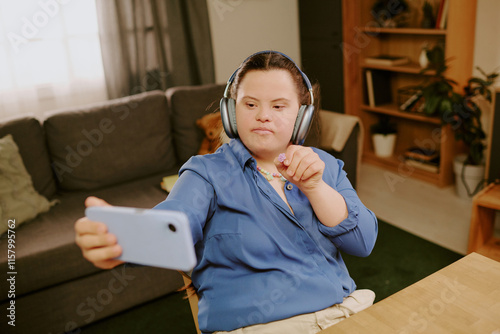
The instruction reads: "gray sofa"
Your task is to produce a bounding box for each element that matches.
[0,84,359,333]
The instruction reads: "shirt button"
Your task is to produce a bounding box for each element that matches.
[286,184,293,191]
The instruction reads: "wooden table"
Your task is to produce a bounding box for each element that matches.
[468,183,500,261]
[319,253,500,333]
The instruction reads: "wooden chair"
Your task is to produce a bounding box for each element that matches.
[180,273,201,334]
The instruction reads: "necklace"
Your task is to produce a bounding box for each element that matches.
[256,166,286,182]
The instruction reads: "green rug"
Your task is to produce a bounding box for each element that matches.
[342,219,463,302]
[82,220,462,333]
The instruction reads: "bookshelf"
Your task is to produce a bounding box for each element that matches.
[342,0,477,187]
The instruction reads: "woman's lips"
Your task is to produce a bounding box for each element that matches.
[252,127,273,135]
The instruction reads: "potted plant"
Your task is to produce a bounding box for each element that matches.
[450,68,498,198]
[419,45,499,198]
[371,115,397,158]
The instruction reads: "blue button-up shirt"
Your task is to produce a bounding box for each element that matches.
[154,139,377,333]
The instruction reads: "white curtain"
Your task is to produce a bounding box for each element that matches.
[0,0,107,122]
[95,0,215,99]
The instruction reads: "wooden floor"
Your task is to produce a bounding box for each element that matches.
[357,163,477,255]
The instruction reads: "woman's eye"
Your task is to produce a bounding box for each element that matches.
[273,105,285,111]
[246,102,256,108]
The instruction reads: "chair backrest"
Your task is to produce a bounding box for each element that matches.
[181,275,201,334]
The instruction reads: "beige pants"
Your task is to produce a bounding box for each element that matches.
[215,289,375,334]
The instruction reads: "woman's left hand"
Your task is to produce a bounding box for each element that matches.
[275,145,325,193]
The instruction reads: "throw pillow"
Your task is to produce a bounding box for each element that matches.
[0,134,57,234]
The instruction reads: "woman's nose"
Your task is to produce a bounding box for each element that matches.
[256,107,272,122]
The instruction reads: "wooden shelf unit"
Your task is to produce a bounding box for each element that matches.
[468,183,500,262]
[342,0,477,187]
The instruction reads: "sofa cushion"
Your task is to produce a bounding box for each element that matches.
[167,84,225,164]
[0,135,57,234]
[0,170,177,301]
[0,117,57,198]
[44,90,177,191]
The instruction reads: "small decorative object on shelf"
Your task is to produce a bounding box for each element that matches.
[419,43,430,68]
[421,1,436,28]
[371,0,410,28]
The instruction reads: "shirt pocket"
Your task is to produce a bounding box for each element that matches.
[204,219,243,267]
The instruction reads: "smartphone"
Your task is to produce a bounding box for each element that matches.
[85,206,196,271]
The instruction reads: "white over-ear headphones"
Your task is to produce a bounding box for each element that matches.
[219,50,315,146]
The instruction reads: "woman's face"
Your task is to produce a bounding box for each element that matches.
[235,69,300,160]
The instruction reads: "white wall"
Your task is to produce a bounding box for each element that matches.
[206,0,300,84]
[473,0,500,88]
[207,0,499,86]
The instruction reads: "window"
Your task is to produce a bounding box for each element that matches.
[0,0,107,121]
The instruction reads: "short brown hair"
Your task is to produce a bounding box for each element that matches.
[229,51,313,107]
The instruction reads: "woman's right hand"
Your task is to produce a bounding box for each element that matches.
[75,196,125,269]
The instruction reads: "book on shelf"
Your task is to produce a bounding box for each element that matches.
[399,91,423,111]
[365,70,392,107]
[404,149,440,173]
[364,55,410,67]
[436,0,449,29]
[435,0,445,28]
[404,147,439,162]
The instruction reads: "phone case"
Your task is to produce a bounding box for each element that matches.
[85,206,196,271]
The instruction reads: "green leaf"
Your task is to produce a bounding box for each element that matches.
[439,99,452,114]
[424,95,440,115]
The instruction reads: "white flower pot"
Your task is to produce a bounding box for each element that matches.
[372,133,396,158]
[453,154,485,199]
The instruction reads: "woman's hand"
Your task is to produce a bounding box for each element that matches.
[275,145,325,194]
[275,146,348,227]
[75,196,124,269]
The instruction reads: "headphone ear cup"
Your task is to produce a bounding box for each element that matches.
[291,105,315,145]
[220,97,238,139]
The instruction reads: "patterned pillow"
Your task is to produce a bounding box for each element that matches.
[0,134,57,234]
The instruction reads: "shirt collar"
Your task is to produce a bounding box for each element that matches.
[228,139,255,169]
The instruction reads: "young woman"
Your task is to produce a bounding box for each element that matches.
[75,51,378,334]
